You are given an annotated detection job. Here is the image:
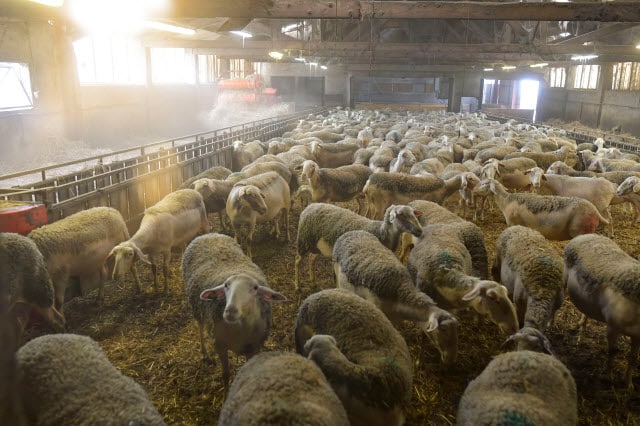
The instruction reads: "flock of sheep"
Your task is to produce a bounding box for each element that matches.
[3,106,640,425]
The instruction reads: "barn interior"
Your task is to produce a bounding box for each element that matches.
[2,1,640,425]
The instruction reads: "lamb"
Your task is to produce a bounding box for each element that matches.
[407,223,518,335]
[399,200,489,280]
[0,232,65,340]
[526,167,616,235]
[182,233,286,390]
[564,233,640,389]
[28,206,138,311]
[193,176,239,231]
[16,333,165,425]
[295,288,413,426]
[492,226,564,348]
[226,171,291,258]
[232,140,265,171]
[295,202,422,290]
[333,230,458,363]
[457,350,577,425]
[473,178,609,240]
[363,172,465,220]
[389,148,417,174]
[299,160,372,214]
[482,157,537,191]
[218,351,349,426]
[109,189,209,293]
[310,141,359,168]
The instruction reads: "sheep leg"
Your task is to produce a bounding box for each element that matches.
[606,326,621,385]
[148,255,159,292]
[130,264,143,293]
[604,207,614,238]
[308,253,318,284]
[577,314,588,343]
[283,208,290,242]
[215,342,231,392]
[162,252,171,293]
[355,195,366,216]
[626,338,639,390]
[96,264,108,306]
[272,214,282,240]
[198,321,213,363]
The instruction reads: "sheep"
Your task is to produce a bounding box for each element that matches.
[182,233,286,390]
[232,140,265,171]
[226,171,291,258]
[295,203,423,290]
[457,350,577,425]
[293,184,312,210]
[298,160,372,214]
[295,288,413,426]
[368,146,396,173]
[16,333,165,425]
[333,230,458,364]
[546,160,596,177]
[28,206,138,311]
[363,172,465,220]
[588,157,640,173]
[492,226,564,348]
[0,289,24,426]
[109,189,209,293]
[564,233,640,389]
[410,158,445,176]
[474,145,518,163]
[218,351,349,426]
[458,172,482,220]
[482,157,537,191]
[504,145,577,170]
[310,141,359,168]
[399,200,489,280]
[407,223,518,335]
[193,177,239,231]
[241,160,300,195]
[352,146,377,166]
[473,178,609,240]
[179,166,232,190]
[0,232,65,341]
[389,148,416,174]
[526,167,616,236]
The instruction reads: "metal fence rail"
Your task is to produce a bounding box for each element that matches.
[0,106,332,230]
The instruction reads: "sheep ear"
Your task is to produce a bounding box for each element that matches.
[633,181,640,193]
[413,209,423,217]
[257,286,287,302]
[462,282,486,301]
[294,165,303,171]
[200,285,226,301]
[425,313,440,332]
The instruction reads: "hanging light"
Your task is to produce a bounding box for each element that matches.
[294,57,306,62]
[502,65,516,70]
[230,30,252,38]
[571,54,598,61]
[320,65,327,70]
[269,51,284,60]
[483,68,494,71]
[530,63,548,68]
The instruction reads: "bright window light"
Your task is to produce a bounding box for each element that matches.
[0,62,33,111]
[483,68,494,71]
[559,32,571,38]
[309,62,318,66]
[571,54,598,61]
[73,35,146,85]
[230,30,252,38]
[29,0,64,6]
[143,21,195,36]
[151,48,196,85]
[268,51,284,60]
[530,63,548,68]
[320,65,327,70]
[68,0,167,34]
[294,57,306,62]
[502,65,516,70]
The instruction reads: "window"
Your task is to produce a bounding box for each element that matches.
[197,54,216,84]
[0,62,33,111]
[150,48,196,84]
[573,64,600,89]
[73,35,145,85]
[229,58,246,79]
[549,67,566,88]
[612,62,640,91]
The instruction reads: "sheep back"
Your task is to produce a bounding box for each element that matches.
[313,164,372,202]
[219,351,349,426]
[180,166,232,189]
[16,333,165,426]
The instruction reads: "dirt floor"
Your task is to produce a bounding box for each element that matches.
[58,197,640,425]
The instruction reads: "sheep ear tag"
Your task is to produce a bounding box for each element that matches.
[200,286,226,301]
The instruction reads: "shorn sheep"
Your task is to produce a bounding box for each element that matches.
[492,226,564,351]
[0,232,65,340]
[295,202,423,290]
[218,351,349,426]
[28,206,137,311]
[333,230,459,364]
[110,189,209,293]
[474,178,609,240]
[564,233,640,389]
[16,333,165,425]
[295,288,413,426]
[457,351,577,425]
[183,233,286,390]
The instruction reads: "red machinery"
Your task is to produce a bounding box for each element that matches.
[217,74,280,107]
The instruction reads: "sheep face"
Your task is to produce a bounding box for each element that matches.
[239,186,268,215]
[506,327,554,354]
[462,280,519,335]
[616,176,640,196]
[299,160,319,183]
[424,310,458,364]
[387,205,423,238]
[524,167,546,192]
[199,274,286,324]
[108,242,151,281]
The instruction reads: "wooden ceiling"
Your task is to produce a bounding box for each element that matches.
[5,0,640,67]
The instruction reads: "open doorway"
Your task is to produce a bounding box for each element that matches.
[481,78,540,122]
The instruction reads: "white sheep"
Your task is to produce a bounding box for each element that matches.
[16,333,165,425]
[295,203,423,290]
[218,351,349,426]
[295,288,413,426]
[0,232,65,340]
[407,223,518,335]
[389,148,417,174]
[232,140,265,171]
[333,230,458,364]
[492,226,564,348]
[28,206,137,311]
[473,178,609,240]
[298,160,372,214]
[310,141,359,168]
[226,171,291,258]
[183,233,286,390]
[564,233,640,389]
[109,189,209,293]
[457,351,577,425]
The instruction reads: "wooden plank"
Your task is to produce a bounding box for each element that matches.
[108,187,130,222]
[143,175,161,209]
